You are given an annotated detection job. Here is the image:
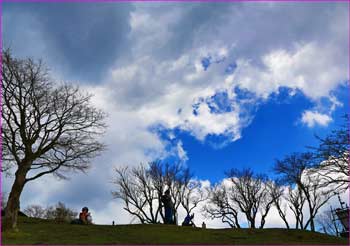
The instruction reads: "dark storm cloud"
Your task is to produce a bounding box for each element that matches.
[125,2,243,61]
[149,3,242,60]
[223,2,343,61]
[3,2,345,81]
[3,2,133,82]
[142,2,345,65]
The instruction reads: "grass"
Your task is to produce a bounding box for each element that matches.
[1,217,349,245]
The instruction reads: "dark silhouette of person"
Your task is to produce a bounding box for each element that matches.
[161,189,174,224]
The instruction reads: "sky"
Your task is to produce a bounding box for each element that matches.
[1,2,349,228]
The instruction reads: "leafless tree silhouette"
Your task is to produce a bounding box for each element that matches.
[2,50,106,231]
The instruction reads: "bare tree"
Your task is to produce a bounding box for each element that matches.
[180,178,208,216]
[309,115,349,192]
[302,175,334,231]
[148,161,166,222]
[113,162,201,225]
[1,50,106,231]
[258,183,275,229]
[266,181,290,229]
[203,184,241,228]
[286,185,306,229]
[24,204,46,219]
[112,166,159,224]
[148,161,193,224]
[275,152,335,231]
[226,168,273,229]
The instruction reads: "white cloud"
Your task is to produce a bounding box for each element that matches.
[225,42,347,101]
[301,110,332,127]
[105,44,250,143]
[176,141,188,162]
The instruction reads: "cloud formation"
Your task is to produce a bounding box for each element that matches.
[301,110,333,127]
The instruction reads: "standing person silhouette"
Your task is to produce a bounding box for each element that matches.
[161,189,174,224]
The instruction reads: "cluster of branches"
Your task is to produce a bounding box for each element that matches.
[273,152,336,231]
[308,115,349,193]
[203,168,277,229]
[24,202,77,222]
[112,162,208,224]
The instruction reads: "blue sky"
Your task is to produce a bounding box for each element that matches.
[2,2,349,226]
[165,85,349,183]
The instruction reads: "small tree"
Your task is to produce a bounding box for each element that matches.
[226,168,273,229]
[180,178,208,216]
[24,204,46,219]
[1,50,106,231]
[113,165,162,224]
[23,205,46,219]
[45,202,77,222]
[286,185,306,229]
[275,152,335,231]
[301,175,334,231]
[266,181,290,229]
[203,184,241,228]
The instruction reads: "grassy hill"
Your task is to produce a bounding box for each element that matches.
[2,217,348,245]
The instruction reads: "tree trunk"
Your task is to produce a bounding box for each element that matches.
[251,222,255,229]
[279,212,290,229]
[260,218,266,229]
[234,215,241,228]
[173,209,178,225]
[310,218,315,231]
[3,166,29,231]
[248,217,255,229]
[276,204,290,229]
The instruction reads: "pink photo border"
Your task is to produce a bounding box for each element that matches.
[0,0,349,245]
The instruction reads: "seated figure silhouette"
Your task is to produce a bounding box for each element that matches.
[71,207,92,225]
[182,213,195,227]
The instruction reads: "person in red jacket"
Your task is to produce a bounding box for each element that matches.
[79,207,90,224]
[71,207,92,225]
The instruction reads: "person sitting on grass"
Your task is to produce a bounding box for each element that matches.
[71,207,92,225]
[182,213,195,227]
[79,207,92,224]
